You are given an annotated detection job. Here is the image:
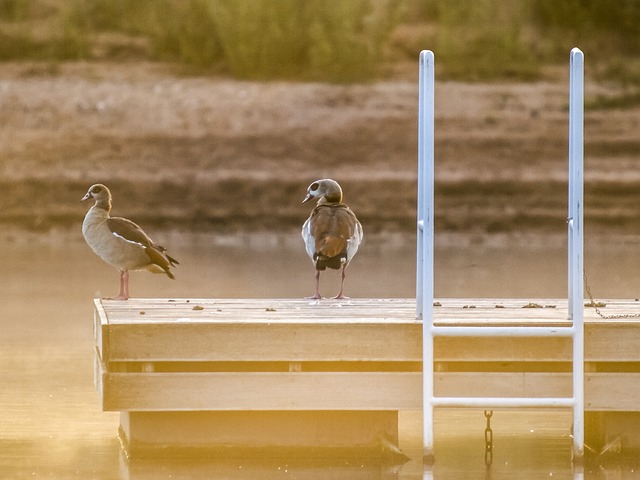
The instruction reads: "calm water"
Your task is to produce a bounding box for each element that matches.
[2,230,640,479]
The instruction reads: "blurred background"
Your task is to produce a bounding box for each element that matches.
[0,0,639,238]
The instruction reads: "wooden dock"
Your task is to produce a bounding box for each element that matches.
[93,297,640,456]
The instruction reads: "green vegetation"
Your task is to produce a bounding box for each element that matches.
[208,1,307,79]
[207,0,401,81]
[0,0,401,81]
[0,0,639,89]
[430,0,539,81]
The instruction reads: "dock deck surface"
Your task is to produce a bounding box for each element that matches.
[96,297,640,326]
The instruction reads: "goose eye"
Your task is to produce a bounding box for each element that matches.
[92,186,102,193]
[310,182,319,192]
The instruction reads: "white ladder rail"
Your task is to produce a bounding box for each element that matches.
[416,48,585,463]
[567,46,585,461]
[416,49,436,462]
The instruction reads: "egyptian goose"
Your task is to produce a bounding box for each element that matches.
[301,179,363,299]
[81,184,178,300]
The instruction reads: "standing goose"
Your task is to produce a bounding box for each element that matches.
[301,179,363,299]
[81,184,178,300]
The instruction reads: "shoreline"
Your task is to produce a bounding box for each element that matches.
[3,225,638,251]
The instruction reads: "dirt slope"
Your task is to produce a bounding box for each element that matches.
[1,62,639,236]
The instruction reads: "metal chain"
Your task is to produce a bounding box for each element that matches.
[484,410,493,466]
[583,270,640,320]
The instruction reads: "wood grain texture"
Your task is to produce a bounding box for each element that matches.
[93,298,640,413]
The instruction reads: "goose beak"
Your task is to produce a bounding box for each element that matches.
[302,193,312,204]
[81,192,92,202]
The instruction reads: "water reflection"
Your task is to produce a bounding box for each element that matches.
[2,231,640,479]
[120,453,407,480]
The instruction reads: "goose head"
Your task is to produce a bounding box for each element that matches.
[82,184,112,210]
[302,179,343,205]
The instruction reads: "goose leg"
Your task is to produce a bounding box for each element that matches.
[305,270,322,300]
[108,270,130,300]
[333,265,349,300]
[120,270,130,300]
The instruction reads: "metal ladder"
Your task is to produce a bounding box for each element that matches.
[416,48,585,462]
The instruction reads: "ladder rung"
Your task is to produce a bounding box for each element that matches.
[431,396,576,408]
[429,325,576,338]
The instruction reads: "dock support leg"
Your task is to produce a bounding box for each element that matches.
[118,411,400,458]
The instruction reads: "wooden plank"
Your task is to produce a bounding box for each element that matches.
[93,298,108,360]
[440,325,640,362]
[108,330,640,363]
[585,373,640,411]
[107,322,422,362]
[436,372,571,399]
[100,298,417,324]
[93,346,105,403]
[435,337,571,362]
[586,324,640,362]
[103,372,422,411]
[102,323,640,364]
[102,371,640,412]
[440,373,640,412]
[434,304,571,326]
